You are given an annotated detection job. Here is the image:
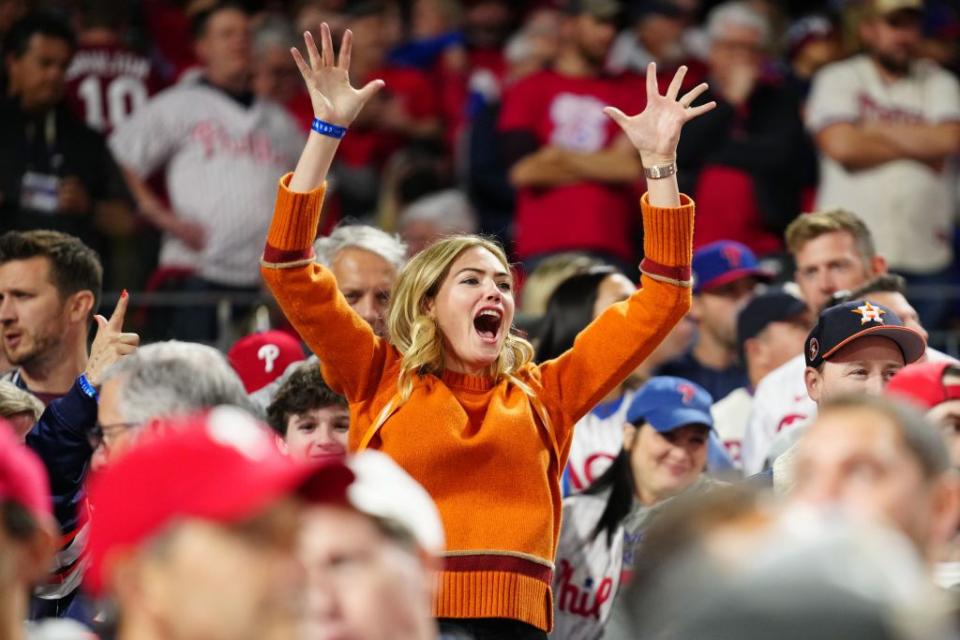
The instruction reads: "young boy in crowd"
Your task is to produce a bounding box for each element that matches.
[266,363,350,463]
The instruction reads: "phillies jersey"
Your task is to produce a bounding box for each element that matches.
[564,392,634,495]
[66,41,159,135]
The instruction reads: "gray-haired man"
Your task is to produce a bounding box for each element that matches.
[92,340,252,469]
[314,224,406,338]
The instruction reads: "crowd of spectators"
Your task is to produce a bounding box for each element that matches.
[1,0,960,638]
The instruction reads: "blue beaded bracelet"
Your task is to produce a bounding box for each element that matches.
[77,373,99,402]
[311,118,347,139]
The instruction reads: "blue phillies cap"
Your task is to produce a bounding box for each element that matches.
[626,377,714,432]
[804,299,926,369]
[692,241,773,294]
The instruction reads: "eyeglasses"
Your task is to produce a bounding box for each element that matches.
[87,421,137,451]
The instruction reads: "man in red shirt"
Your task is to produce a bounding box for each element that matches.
[498,0,645,269]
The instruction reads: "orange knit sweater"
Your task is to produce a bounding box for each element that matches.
[261,174,694,631]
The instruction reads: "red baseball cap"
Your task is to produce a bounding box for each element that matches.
[227,330,305,393]
[0,423,52,528]
[85,407,354,596]
[885,361,960,411]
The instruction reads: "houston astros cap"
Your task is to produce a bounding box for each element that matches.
[804,300,926,369]
[692,241,773,294]
[885,361,960,410]
[227,330,305,393]
[626,376,714,432]
[86,407,355,596]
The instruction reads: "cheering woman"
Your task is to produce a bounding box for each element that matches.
[261,24,715,639]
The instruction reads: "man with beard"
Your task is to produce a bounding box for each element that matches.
[498,0,646,270]
[806,0,960,327]
[0,229,138,620]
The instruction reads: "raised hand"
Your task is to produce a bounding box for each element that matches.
[291,23,384,127]
[84,290,140,387]
[604,63,716,166]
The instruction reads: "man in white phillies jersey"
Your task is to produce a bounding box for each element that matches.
[109,2,303,337]
[806,0,960,290]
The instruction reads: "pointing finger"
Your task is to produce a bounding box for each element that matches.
[108,290,128,331]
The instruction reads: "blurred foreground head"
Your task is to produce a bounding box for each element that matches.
[87,407,444,640]
[790,394,960,561]
[617,482,956,640]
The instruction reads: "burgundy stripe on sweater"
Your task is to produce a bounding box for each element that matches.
[640,258,691,284]
[263,243,314,264]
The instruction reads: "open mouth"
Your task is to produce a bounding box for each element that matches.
[473,308,503,342]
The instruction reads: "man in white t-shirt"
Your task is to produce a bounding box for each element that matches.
[110,2,303,339]
[805,0,960,323]
[712,288,808,470]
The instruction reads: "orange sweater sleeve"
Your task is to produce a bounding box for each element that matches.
[535,193,695,453]
[260,174,396,402]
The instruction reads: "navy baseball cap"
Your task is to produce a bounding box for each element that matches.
[626,376,714,432]
[737,288,808,351]
[692,241,773,294]
[804,299,926,369]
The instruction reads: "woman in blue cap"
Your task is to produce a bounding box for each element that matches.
[550,376,724,640]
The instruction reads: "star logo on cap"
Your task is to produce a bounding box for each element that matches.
[852,301,885,325]
[677,383,695,405]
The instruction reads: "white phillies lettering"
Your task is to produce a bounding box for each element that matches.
[556,559,614,620]
[257,344,281,373]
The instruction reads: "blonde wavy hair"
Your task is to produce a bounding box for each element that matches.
[387,236,535,402]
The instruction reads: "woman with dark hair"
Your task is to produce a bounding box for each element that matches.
[551,377,722,640]
[534,267,633,363]
[536,267,636,494]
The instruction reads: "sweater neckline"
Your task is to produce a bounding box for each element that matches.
[441,370,495,391]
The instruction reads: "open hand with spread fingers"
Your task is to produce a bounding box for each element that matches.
[291,23,384,127]
[604,63,716,167]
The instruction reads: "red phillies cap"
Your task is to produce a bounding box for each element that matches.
[885,361,960,411]
[85,407,354,596]
[227,330,305,393]
[0,423,52,528]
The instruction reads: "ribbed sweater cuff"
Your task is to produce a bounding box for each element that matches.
[640,193,694,268]
[266,173,326,252]
[434,569,552,632]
